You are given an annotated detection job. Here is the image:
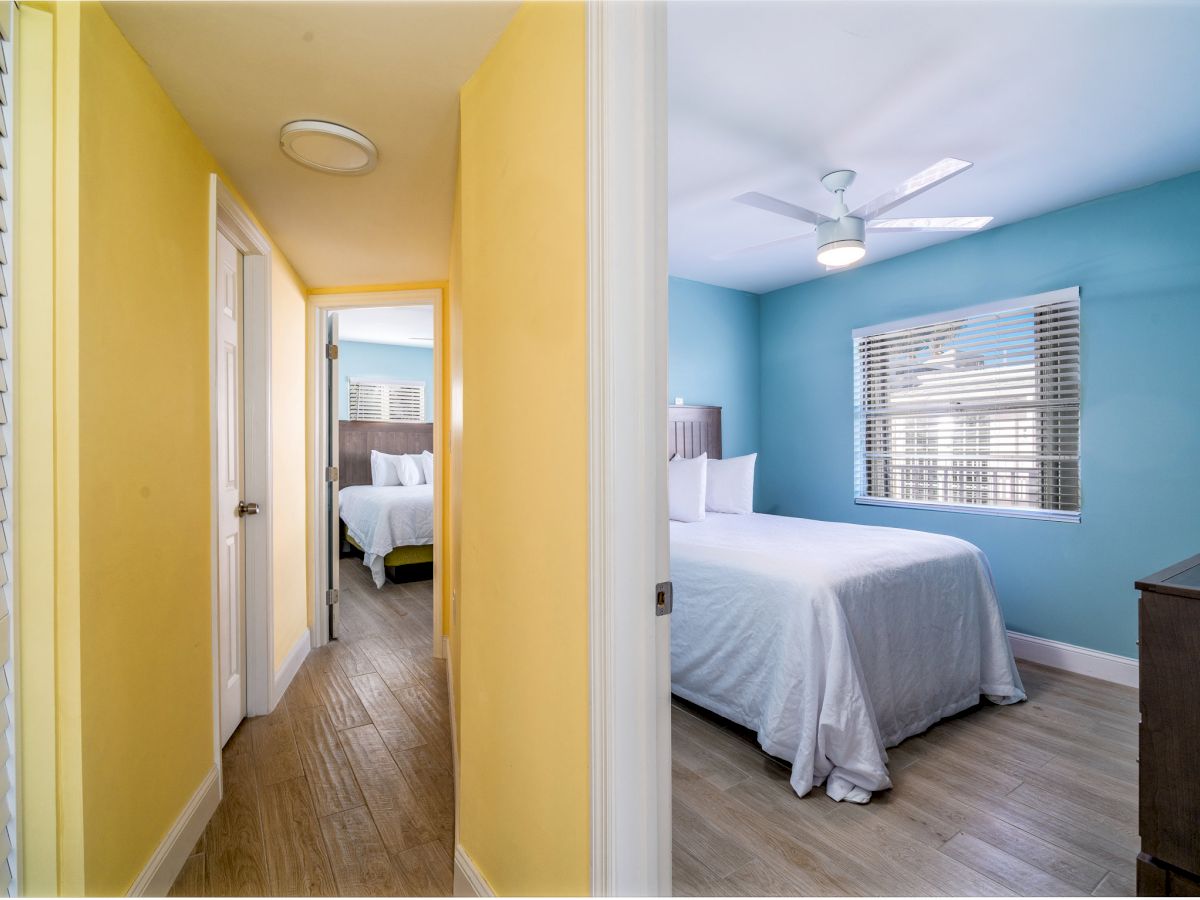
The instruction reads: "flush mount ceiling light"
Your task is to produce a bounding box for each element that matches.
[280,120,378,175]
[723,159,993,269]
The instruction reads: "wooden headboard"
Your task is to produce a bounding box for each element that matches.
[668,405,722,459]
[339,420,434,487]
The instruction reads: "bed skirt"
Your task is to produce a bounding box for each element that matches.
[344,530,434,566]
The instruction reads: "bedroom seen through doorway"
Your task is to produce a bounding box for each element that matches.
[310,291,444,658]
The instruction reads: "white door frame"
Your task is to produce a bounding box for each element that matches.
[586,2,670,895]
[208,175,275,764]
[307,288,444,658]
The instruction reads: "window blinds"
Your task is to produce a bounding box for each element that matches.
[348,379,425,423]
[853,288,1080,521]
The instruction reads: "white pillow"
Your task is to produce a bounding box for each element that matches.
[669,453,707,523]
[706,453,756,514]
[394,453,424,487]
[370,450,402,487]
[420,450,434,485]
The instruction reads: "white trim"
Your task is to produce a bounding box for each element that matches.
[586,2,670,895]
[210,175,275,763]
[2,7,18,890]
[126,766,220,897]
[855,496,1081,524]
[271,628,311,709]
[453,845,494,898]
[307,288,444,657]
[851,285,1080,339]
[1009,630,1138,689]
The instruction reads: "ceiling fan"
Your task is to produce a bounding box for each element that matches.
[726,158,993,268]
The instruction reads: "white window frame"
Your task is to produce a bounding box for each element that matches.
[852,287,1081,523]
[347,377,426,423]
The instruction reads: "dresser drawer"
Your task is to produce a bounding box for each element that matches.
[1140,854,1200,897]
[1139,586,1200,881]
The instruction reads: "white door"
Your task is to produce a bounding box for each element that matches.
[216,230,247,745]
[326,312,341,640]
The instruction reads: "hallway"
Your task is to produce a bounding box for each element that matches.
[172,560,453,896]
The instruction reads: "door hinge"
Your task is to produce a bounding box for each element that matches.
[655,581,673,616]
[326,466,339,482]
[325,343,339,360]
[326,588,339,607]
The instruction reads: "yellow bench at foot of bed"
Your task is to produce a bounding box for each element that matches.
[344,532,434,567]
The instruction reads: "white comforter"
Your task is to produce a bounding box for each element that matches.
[340,484,434,588]
[670,513,1025,803]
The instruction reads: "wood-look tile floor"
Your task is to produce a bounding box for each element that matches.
[172,558,453,897]
[674,660,1139,897]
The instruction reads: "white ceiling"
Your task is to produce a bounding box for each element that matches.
[337,305,433,347]
[105,1,519,289]
[669,1,1200,294]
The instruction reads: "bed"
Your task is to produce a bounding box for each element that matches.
[338,420,434,588]
[668,405,1025,803]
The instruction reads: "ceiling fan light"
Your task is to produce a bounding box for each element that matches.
[815,215,866,268]
[817,239,866,268]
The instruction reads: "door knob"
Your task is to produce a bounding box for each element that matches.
[237,501,260,517]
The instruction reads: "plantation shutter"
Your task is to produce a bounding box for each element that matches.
[0,3,15,893]
[853,288,1080,521]
[348,379,425,423]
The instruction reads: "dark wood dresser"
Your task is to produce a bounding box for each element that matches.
[1137,554,1200,896]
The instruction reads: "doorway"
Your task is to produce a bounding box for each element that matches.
[214,229,247,744]
[308,289,444,657]
[210,177,276,752]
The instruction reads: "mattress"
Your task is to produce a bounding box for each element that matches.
[670,512,1025,803]
[340,484,434,588]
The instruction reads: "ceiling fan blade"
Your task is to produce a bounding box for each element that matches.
[712,230,814,260]
[867,215,993,233]
[734,191,833,226]
[850,158,974,222]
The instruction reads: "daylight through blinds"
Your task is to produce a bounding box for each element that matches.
[853,289,1081,519]
[348,380,425,423]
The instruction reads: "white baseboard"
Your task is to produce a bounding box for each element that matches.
[127,765,220,896]
[271,628,311,710]
[453,845,494,897]
[1008,630,1138,689]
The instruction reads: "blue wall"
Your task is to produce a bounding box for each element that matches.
[339,340,435,421]
[669,276,761,460]
[756,172,1200,658]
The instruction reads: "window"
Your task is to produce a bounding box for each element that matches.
[853,288,1080,521]
[348,378,426,422]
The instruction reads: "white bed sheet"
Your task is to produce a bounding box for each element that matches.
[670,512,1025,803]
[340,484,434,588]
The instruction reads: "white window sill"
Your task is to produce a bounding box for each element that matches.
[854,496,1081,523]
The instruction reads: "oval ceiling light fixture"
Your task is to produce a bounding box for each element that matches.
[280,120,378,175]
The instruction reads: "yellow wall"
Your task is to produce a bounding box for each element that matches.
[17,4,310,891]
[76,5,213,887]
[456,3,591,893]
[272,254,310,666]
